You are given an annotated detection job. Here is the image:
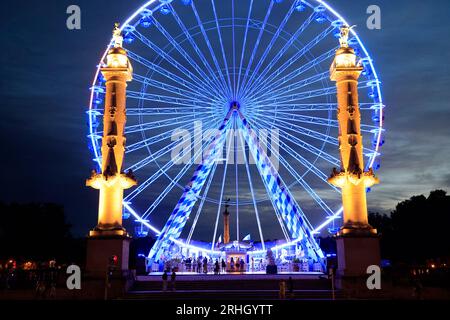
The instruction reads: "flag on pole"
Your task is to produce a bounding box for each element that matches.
[243,234,251,241]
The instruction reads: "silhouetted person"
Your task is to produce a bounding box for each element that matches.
[162,271,168,291]
[170,270,177,291]
[221,259,226,273]
[203,257,208,274]
[214,260,220,275]
[288,276,294,299]
[279,280,286,300]
[413,279,423,300]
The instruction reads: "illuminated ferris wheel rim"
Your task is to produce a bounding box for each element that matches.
[87,0,384,254]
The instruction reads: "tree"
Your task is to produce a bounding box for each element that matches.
[0,202,78,262]
[369,190,450,263]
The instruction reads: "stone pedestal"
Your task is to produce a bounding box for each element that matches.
[335,235,381,296]
[336,235,380,277]
[84,236,134,299]
[86,236,130,276]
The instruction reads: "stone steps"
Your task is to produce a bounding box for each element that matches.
[125,289,342,300]
[125,275,341,300]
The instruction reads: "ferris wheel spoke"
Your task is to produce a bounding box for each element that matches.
[187,161,219,245]
[237,115,318,244]
[126,106,213,116]
[211,0,233,99]
[256,102,375,112]
[127,90,216,108]
[254,79,374,107]
[249,120,335,217]
[240,116,320,237]
[240,1,296,97]
[237,0,274,100]
[235,0,254,101]
[256,103,335,112]
[131,30,220,97]
[168,3,230,97]
[262,108,379,133]
[278,138,341,193]
[125,117,223,200]
[127,50,215,100]
[236,127,266,250]
[257,113,338,146]
[125,116,213,154]
[125,114,213,135]
[241,10,318,98]
[99,113,208,136]
[249,70,330,103]
[126,132,192,173]
[90,105,216,117]
[261,113,378,155]
[251,85,336,107]
[149,15,225,98]
[133,73,217,103]
[246,114,336,187]
[190,0,232,98]
[140,126,222,220]
[250,114,339,166]
[128,116,215,157]
[248,46,337,100]
[244,25,334,100]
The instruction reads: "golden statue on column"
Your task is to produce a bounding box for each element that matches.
[328,25,379,236]
[86,23,137,237]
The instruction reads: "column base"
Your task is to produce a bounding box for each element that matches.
[335,234,381,297]
[336,233,380,278]
[86,234,131,276]
[85,235,133,299]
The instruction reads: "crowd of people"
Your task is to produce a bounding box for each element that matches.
[181,256,251,274]
[155,255,323,274]
[0,259,61,299]
[158,255,271,274]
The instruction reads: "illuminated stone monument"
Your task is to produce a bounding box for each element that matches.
[223,201,231,244]
[328,26,381,282]
[86,23,136,279]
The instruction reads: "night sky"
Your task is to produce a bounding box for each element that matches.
[1,0,450,237]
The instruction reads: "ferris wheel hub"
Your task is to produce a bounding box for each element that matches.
[230,101,241,110]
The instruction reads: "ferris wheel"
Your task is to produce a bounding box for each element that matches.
[87,0,384,261]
